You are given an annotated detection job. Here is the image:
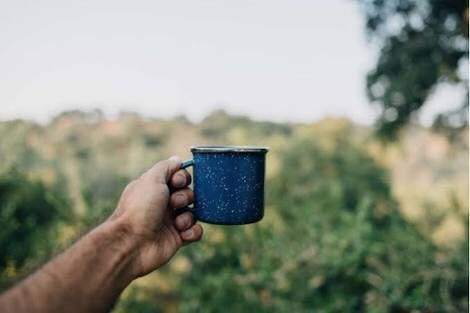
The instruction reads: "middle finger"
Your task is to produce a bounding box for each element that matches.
[170,188,194,209]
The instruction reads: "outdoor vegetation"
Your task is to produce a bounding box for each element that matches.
[0,110,467,312]
[0,0,468,312]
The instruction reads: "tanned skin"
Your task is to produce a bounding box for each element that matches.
[0,156,203,313]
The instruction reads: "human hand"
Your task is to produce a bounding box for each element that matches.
[109,156,203,278]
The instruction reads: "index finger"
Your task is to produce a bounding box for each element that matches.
[170,169,192,189]
[141,156,183,184]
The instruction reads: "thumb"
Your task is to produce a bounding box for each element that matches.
[143,156,182,184]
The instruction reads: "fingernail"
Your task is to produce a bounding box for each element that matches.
[182,228,193,238]
[174,174,185,187]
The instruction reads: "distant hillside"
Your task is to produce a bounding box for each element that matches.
[0,109,467,243]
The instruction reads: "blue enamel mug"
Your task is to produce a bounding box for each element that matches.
[180,145,268,225]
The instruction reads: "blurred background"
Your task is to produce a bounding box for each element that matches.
[0,0,468,312]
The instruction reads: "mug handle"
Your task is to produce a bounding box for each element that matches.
[175,159,196,216]
[180,159,194,169]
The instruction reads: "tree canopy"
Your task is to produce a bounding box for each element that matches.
[359,0,469,137]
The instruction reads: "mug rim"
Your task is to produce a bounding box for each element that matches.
[190,145,269,153]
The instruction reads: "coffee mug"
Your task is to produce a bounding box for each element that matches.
[180,145,268,225]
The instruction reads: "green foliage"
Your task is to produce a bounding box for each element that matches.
[359,0,469,138]
[0,112,466,312]
[201,109,292,141]
[0,171,68,287]
[270,133,466,312]
[81,171,130,226]
[114,288,163,313]
[0,121,44,173]
[177,129,467,312]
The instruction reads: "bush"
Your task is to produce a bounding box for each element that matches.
[0,171,68,288]
[176,129,468,312]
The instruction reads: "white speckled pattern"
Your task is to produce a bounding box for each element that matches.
[192,151,266,225]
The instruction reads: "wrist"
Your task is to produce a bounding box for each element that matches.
[96,217,141,282]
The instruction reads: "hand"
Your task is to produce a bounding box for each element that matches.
[109,156,203,278]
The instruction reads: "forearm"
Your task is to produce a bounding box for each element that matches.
[0,219,138,313]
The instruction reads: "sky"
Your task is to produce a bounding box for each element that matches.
[0,0,463,125]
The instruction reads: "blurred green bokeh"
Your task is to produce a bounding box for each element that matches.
[0,112,467,312]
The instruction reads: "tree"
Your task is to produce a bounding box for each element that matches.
[359,0,469,138]
[0,171,68,288]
